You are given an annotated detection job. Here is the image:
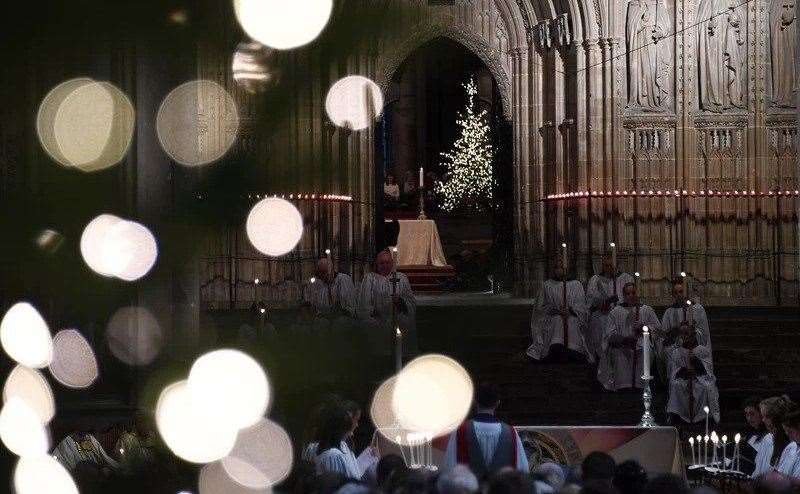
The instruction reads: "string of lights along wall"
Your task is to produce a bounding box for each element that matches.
[544,189,800,201]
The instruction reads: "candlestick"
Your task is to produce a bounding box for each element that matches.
[419,167,424,189]
[681,271,689,298]
[696,435,702,465]
[689,437,696,466]
[711,431,719,466]
[610,242,617,268]
[396,327,403,373]
[642,326,651,379]
[634,271,640,292]
[722,435,728,470]
[734,433,741,471]
[562,243,568,272]
[704,406,711,439]
[687,300,693,324]
[704,435,709,465]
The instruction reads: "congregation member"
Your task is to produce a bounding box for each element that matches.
[527,259,590,362]
[741,397,770,475]
[586,254,634,361]
[580,451,616,489]
[357,249,417,365]
[304,256,357,327]
[597,282,661,391]
[383,174,400,206]
[666,323,720,424]
[443,384,528,477]
[311,402,376,480]
[53,430,120,473]
[659,278,711,380]
[753,396,796,477]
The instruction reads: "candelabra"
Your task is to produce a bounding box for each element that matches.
[418,189,427,220]
[638,376,657,428]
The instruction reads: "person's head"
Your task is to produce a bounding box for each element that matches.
[760,396,795,434]
[601,254,615,277]
[581,452,616,485]
[316,257,334,283]
[436,465,479,494]
[475,383,501,414]
[375,249,395,277]
[642,474,689,494]
[782,408,800,443]
[622,283,637,305]
[533,462,565,490]
[341,400,362,437]
[581,480,621,494]
[743,397,764,430]
[316,403,352,453]
[486,468,531,494]
[612,460,647,494]
[671,278,685,302]
[376,454,407,488]
[386,174,396,185]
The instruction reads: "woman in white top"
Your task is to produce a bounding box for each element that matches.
[757,407,800,490]
[753,396,796,477]
[313,403,363,479]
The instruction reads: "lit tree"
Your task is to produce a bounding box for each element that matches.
[435,78,494,212]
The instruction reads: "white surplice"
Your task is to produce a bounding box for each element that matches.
[777,442,798,476]
[356,271,417,356]
[527,279,590,361]
[753,433,775,477]
[314,442,366,480]
[303,273,357,318]
[666,343,720,423]
[597,304,661,390]
[52,434,120,471]
[586,273,634,360]
[659,302,711,379]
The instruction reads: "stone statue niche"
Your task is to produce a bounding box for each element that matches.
[770,0,797,108]
[697,1,747,113]
[626,0,674,113]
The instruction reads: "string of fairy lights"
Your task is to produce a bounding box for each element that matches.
[544,189,800,201]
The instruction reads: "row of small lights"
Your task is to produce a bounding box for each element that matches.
[546,189,800,201]
[246,193,354,202]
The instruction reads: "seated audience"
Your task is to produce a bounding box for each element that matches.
[612,460,648,494]
[642,474,689,494]
[314,404,364,479]
[532,461,566,492]
[754,396,796,477]
[581,480,621,494]
[485,468,531,494]
[436,464,480,494]
[742,396,770,475]
[581,451,616,488]
[375,454,408,490]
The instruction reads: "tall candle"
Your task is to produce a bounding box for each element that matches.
[681,271,689,298]
[562,243,568,272]
[689,437,696,466]
[687,300,693,323]
[634,271,640,291]
[610,242,617,267]
[721,435,728,470]
[734,433,741,471]
[419,167,424,188]
[696,435,703,465]
[642,326,651,379]
[711,431,719,465]
[396,327,403,373]
[704,406,711,439]
[704,435,709,465]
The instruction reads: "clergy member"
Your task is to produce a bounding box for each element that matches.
[597,282,661,391]
[356,249,417,362]
[527,259,590,362]
[443,383,529,478]
[304,256,357,325]
[666,323,720,424]
[586,254,634,361]
[659,278,711,380]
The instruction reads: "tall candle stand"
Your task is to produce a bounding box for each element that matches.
[638,376,657,427]
[418,189,427,220]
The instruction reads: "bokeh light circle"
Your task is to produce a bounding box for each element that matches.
[188,349,270,430]
[157,80,240,167]
[233,0,333,50]
[232,41,280,94]
[156,380,239,464]
[325,76,384,130]
[221,419,293,489]
[14,455,78,494]
[391,354,473,437]
[106,306,163,366]
[200,461,271,494]
[246,198,303,257]
[36,78,94,167]
[0,397,50,457]
[80,214,123,277]
[49,329,99,389]
[80,214,158,281]
[0,302,53,369]
[3,365,56,424]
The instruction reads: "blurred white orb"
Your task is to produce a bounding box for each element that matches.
[0,397,50,457]
[221,419,292,488]
[14,455,78,494]
[325,76,384,130]
[36,78,94,167]
[0,302,53,369]
[246,198,303,257]
[49,329,99,389]
[188,349,270,430]
[53,81,135,172]
[392,354,473,437]
[233,0,333,50]
[35,229,65,254]
[106,306,163,366]
[232,41,280,94]
[80,214,158,281]
[200,461,271,494]
[156,380,239,464]
[157,80,240,167]
[3,365,56,424]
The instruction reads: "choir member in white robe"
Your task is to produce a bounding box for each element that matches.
[754,396,797,477]
[597,282,661,390]
[527,261,590,361]
[740,397,770,475]
[659,278,711,380]
[780,411,800,481]
[666,324,720,423]
[304,257,357,327]
[313,405,366,480]
[586,255,634,361]
[52,432,120,472]
[356,249,417,359]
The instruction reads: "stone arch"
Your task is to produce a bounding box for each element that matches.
[375,22,514,121]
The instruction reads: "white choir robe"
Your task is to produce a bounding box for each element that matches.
[303,273,357,318]
[753,433,775,478]
[356,271,417,357]
[597,304,661,390]
[313,441,376,480]
[586,273,634,359]
[787,444,800,478]
[442,421,529,474]
[777,442,798,475]
[666,344,720,423]
[52,434,120,471]
[527,279,590,361]
[659,303,711,379]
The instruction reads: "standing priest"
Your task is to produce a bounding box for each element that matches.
[659,277,711,380]
[666,322,720,424]
[356,249,417,367]
[597,282,661,390]
[527,258,590,362]
[304,256,357,327]
[586,254,634,361]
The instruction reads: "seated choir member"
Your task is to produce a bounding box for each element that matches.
[586,254,634,361]
[659,278,710,381]
[753,396,796,477]
[597,282,661,391]
[356,249,417,363]
[312,404,365,480]
[443,383,529,477]
[740,397,770,475]
[758,406,800,488]
[52,430,120,473]
[304,256,356,325]
[666,323,720,424]
[526,258,590,362]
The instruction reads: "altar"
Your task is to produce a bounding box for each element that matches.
[395,219,448,267]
